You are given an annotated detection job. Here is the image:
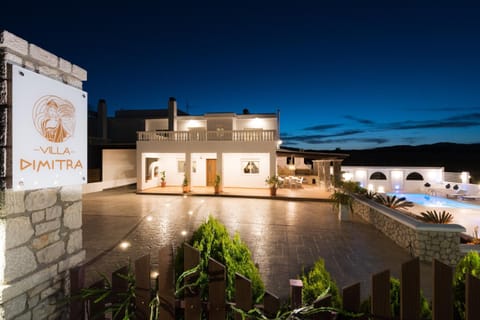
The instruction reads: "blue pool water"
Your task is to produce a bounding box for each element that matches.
[387,193,480,210]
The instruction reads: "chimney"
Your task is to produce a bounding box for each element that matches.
[97,99,108,139]
[168,97,177,131]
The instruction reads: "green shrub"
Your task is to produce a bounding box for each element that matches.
[360,277,431,319]
[175,216,264,302]
[454,251,480,320]
[300,259,341,307]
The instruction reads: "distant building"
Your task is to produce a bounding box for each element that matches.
[87,99,188,181]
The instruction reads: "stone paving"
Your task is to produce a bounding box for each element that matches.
[82,185,433,301]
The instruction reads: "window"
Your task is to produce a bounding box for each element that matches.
[370,172,387,180]
[242,160,259,174]
[177,160,185,173]
[406,172,423,181]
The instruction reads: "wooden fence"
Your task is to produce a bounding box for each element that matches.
[69,243,480,320]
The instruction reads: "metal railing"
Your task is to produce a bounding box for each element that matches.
[137,130,278,142]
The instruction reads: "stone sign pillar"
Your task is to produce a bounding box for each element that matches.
[0,30,86,319]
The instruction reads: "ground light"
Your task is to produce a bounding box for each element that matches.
[119,241,130,250]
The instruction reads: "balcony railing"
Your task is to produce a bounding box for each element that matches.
[137,130,278,142]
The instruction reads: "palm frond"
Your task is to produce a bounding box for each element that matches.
[419,210,453,224]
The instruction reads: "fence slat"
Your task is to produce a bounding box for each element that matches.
[112,266,129,320]
[433,259,453,320]
[372,270,390,320]
[235,273,252,320]
[69,265,85,320]
[88,279,107,320]
[401,257,420,320]
[184,243,202,320]
[158,246,176,320]
[343,282,360,314]
[263,291,280,318]
[289,279,303,309]
[135,255,151,319]
[466,274,480,320]
[313,295,332,320]
[208,258,226,320]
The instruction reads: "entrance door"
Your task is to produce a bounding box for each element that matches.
[206,159,217,186]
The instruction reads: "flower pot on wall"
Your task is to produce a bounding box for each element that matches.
[270,187,277,196]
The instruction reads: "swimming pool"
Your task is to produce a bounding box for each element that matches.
[387,193,480,210]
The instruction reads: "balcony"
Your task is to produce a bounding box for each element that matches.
[137,130,278,142]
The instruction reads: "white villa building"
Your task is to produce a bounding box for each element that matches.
[136,98,280,190]
[136,98,347,191]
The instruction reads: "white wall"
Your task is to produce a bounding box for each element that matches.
[140,152,186,189]
[191,153,217,186]
[223,153,270,188]
[145,119,168,131]
[342,166,444,193]
[102,149,136,181]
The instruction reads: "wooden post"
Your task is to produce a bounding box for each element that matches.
[69,265,85,320]
[289,279,303,309]
[401,258,420,320]
[343,283,361,314]
[433,259,453,320]
[135,255,151,319]
[466,274,480,320]
[208,258,226,320]
[235,273,252,320]
[372,270,390,320]
[184,243,202,319]
[158,246,176,320]
[263,291,280,318]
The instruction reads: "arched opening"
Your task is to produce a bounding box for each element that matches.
[370,172,387,180]
[406,172,424,181]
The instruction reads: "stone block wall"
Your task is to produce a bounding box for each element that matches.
[0,30,87,319]
[352,196,464,265]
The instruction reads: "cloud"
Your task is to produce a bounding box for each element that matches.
[303,124,342,131]
[281,129,364,142]
[281,130,387,145]
[387,120,480,130]
[407,106,480,112]
[344,115,374,125]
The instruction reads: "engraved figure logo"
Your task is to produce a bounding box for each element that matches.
[32,95,75,143]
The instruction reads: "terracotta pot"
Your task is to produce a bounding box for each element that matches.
[214,185,220,194]
[161,181,166,187]
[182,186,189,193]
[270,187,277,196]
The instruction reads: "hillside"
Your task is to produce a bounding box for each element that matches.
[336,143,480,183]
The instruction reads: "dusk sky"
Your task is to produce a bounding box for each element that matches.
[2,1,480,150]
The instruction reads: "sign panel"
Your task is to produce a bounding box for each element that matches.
[11,64,87,190]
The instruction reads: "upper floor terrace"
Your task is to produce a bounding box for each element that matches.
[137,129,278,142]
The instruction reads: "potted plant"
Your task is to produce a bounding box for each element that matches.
[182,174,189,193]
[265,175,280,196]
[329,189,353,220]
[160,171,166,187]
[214,174,221,195]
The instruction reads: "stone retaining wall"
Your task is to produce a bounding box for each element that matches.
[352,196,465,265]
[0,30,86,319]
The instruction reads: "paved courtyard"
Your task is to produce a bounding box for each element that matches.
[82,185,433,301]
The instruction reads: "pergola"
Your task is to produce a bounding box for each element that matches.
[276,148,349,190]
